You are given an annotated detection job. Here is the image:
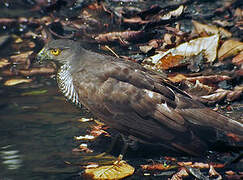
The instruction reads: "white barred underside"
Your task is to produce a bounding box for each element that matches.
[57,64,80,106]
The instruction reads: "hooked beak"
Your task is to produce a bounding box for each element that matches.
[36,48,48,62]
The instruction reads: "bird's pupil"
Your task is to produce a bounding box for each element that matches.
[51,49,60,56]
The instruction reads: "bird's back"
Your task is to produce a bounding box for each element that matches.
[61,47,243,155]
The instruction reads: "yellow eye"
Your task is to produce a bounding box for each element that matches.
[50,49,61,56]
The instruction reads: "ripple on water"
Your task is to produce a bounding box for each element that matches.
[0,145,22,170]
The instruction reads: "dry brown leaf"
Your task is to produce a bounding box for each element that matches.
[0,58,10,68]
[226,133,241,142]
[1,66,56,76]
[200,89,228,103]
[168,74,187,83]
[218,40,243,61]
[159,5,184,20]
[155,54,185,70]
[84,160,134,180]
[225,171,235,175]
[185,75,231,84]
[141,163,177,171]
[90,125,110,137]
[139,45,153,53]
[199,87,242,103]
[192,20,232,38]
[123,17,149,25]
[94,31,144,45]
[226,89,242,101]
[10,51,33,63]
[232,51,243,65]
[79,143,93,153]
[209,165,222,179]
[186,80,215,96]
[145,34,219,67]
[177,162,193,167]
[171,168,189,180]
[4,78,32,86]
[177,162,224,169]
[164,33,174,45]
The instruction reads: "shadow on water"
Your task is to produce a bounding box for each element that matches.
[0,79,93,180]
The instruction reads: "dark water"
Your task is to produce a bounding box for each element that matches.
[0,79,93,180]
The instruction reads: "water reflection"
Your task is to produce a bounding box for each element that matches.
[0,79,91,179]
[0,145,22,170]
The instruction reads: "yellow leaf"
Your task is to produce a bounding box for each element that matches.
[10,51,33,63]
[0,58,10,68]
[78,118,93,122]
[4,78,32,86]
[168,74,187,83]
[84,160,135,180]
[218,40,243,61]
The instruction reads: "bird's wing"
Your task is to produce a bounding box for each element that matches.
[96,59,243,139]
[72,55,242,154]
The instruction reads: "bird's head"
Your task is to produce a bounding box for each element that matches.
[37,39,80,65]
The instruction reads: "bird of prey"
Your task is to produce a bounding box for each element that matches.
[37,39,243,156]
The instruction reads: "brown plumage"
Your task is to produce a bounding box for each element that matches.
[37,39,243,155]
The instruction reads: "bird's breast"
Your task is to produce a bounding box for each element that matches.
[57,64,80,106]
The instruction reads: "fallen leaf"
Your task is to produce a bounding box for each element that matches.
[139,45,153,53]
[226,133,241,142]
[94,31,145,45]
[78,118,93,122]
[225,171,235,175]
[192,20,232,38]
[123,17,149,25]
[232,51,243,65]
[10,51,33,63]
[0,58,10,68]
[199,87,242,104]
[177,162,225,169]
[218,40,243,61]
[177,162,193,167]
[186,167,208,179]
[200,89,228,103]
[164,33,174,45]
[157,5,184,20]
[90,124,110,137]
[155,54,185,70]
[186,80,215,96]
[168,74,187,83]
[185,75,231,84]
[171,168,189,180]
[141,163,177,171]
[209,165,222,179]
[84,160,134,180]
[78,143,94,153]
[74,135,95,140]
[144,34,219,68]
[226,88,242,101]
[4,78,32,86]
[1,66,56,76]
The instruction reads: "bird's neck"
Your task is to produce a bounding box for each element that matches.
[57,63,80,107]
